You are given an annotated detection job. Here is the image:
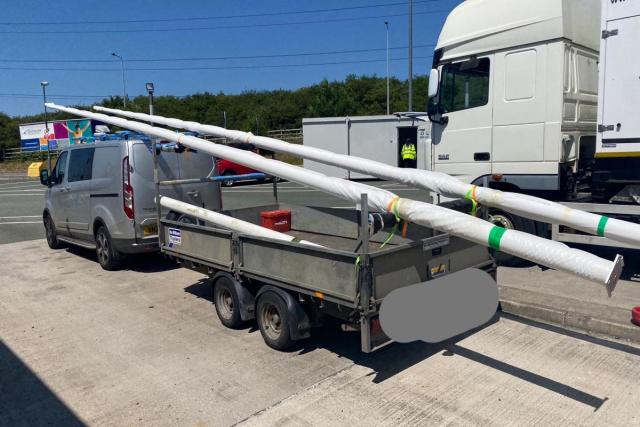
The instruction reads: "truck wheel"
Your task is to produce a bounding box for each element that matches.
[488,209,535,267]
[44,214,65,249]
[213,276,244,329]
[95,225,123,271]
[256,292,294,351]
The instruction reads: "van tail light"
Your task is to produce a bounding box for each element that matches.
[122,156,135,220]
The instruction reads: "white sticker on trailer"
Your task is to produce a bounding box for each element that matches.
[168,228,182,245]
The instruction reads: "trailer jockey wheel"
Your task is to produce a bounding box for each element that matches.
[213,276,244,329]
[487,209,536,267]
[256,292,294,351]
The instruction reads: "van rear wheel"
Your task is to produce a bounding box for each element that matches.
[95,225,123,271]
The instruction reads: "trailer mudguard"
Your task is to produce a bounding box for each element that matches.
[379,268,498,343]
[212,272,255,322]
[256,285,310,340]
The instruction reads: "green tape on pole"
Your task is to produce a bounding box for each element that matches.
[597,216,609,237]
[488,226,507,250]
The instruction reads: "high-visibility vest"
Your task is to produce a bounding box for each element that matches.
[401,143,417,160]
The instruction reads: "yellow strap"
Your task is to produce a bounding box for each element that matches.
[386,196,401,221]
[465,185,479,217]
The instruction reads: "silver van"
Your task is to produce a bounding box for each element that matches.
[40,134,221,270]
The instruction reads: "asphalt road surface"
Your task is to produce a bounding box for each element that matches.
[0,172,430,245]
[1,239,639,426]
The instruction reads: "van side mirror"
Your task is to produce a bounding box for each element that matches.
[428,68,439,99]
[39,169,50,186]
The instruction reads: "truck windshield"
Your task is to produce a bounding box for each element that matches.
[440,58,490,113]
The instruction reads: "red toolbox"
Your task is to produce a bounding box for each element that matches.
[260,209,292,232]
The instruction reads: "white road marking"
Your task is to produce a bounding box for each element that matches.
[0,179,38,185]
[0,184,43,190]
[0,189,44,193]
[0,194,44,196]
[0,215,41,219]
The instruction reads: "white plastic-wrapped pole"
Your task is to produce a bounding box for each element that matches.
[159,196,322,247]
[47,103,623,294]
[93,106,640,248]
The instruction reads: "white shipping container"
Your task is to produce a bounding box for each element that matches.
[302,115,431,179]
[596,0,640,157]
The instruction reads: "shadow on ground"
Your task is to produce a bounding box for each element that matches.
[185,278,614,410]
[65,246,178,273]
[0,339,85,427]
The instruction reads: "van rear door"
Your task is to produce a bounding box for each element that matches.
[131,141,179,237]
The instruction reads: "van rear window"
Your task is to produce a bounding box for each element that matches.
[68,148,95,182]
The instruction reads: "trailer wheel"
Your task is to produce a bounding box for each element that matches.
[213,276,244,329]
[256,292,294,350]
[487,209,535,267]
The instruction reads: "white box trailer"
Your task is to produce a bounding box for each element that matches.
[597,0,640,156]
[302,115,431,179]
[593,0,640,201]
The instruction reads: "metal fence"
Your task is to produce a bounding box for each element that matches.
[1,146,60,162]
[266,128,303,144]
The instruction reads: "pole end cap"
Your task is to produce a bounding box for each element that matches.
[605,254,624,297]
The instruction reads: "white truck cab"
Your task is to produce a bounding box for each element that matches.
[427,0,600,196]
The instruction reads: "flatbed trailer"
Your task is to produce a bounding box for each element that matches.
[158,180,495,352]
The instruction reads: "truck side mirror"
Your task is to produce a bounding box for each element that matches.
[428,69,439,99]
[39,169,50,186]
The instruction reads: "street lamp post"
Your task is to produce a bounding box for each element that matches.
[112,52,127,107]
[408,0,413,112]
[40,81,51,173]
[146,82,155,118]
[385,21,390,115]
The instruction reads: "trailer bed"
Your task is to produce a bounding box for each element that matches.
[160,203,493,306]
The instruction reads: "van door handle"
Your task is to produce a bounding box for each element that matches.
[187,190,200,198]
[474,152,490,161]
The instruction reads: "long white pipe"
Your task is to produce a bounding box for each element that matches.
[159,196,322,247]
[47,103,623,294]
[93,106,640,249]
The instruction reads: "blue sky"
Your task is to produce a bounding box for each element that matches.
[0,0,462,117]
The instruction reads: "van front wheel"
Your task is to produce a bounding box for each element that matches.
[44,214,64,249]
[95,225,123,271]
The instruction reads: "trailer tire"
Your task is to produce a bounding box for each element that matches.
[213,276,244,329]
[256,291,294,351]
[487,209,535,267]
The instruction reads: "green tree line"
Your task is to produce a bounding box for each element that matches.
[0,74,428,149]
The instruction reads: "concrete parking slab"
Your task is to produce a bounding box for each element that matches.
[499,264,640,343]
[1,239,639,426]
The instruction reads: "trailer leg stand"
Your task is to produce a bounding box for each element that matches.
[357,193,375,352]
